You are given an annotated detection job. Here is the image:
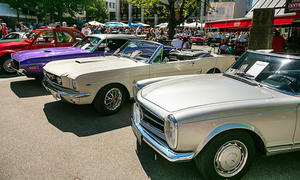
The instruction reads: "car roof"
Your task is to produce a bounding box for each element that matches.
[247,50,300,60]
[88,34,138,39]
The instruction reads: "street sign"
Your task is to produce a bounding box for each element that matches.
[285,0,300,13]
[248,8,275,50]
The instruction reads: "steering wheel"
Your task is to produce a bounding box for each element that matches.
[264,74,300,93]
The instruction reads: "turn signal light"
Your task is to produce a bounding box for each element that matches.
[29,66,38,70]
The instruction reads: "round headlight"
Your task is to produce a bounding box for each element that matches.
[72,80,77,89]
[164,114,178,149]
[56,76,62,85]
[133,103,142,124]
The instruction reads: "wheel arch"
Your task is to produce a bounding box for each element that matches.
[195,123,267,157]
[92,82,130,103]
[206,67,221,74]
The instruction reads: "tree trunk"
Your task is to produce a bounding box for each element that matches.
[167,1,177,39]
[168,19,177,39]
[17,9,20,22]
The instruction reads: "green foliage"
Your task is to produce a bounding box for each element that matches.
[131,0,206,38]
[3,0,107,22]
[85,0,108,22]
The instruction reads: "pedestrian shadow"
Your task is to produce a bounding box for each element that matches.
[43,101,131,137]
[10,79,50,98]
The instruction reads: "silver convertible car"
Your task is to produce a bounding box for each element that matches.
[131,50,300,179]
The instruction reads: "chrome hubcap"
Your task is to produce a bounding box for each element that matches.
[3,59,16,73]
[214,140,248,178]
[104,88,122,111]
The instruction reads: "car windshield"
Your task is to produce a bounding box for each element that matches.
[225,51,300,95]
[116,40,160,63]
[26,31,38,40]
[74,36,101,51]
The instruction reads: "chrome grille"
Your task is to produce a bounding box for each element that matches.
[45,71,58,84]
[140,105,165,135]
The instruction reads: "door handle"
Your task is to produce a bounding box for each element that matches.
[188,61,195,65]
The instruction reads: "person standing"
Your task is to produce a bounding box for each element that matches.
[272,31,286,52]
[171,34,183,49]
[81,23,92,36]
[0,25,2,39]
[2,23,8,36]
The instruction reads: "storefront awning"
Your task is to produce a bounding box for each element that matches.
[205,13,300,29]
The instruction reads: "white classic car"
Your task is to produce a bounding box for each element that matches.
[131,50,300,179]
[43,39,235,114]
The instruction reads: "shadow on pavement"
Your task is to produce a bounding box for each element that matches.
[137,141,300,180]
[136,142,201,180]
[0,72,19,79]
[10,79,50,98]
[44,101,131,137]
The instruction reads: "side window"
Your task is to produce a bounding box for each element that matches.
[56,31,74,43]
[73,31,84,41]
[107,39,128,50]
[35,31,55,44]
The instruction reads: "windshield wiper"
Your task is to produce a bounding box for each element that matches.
[224,73,259,86]
[235,72,255,80]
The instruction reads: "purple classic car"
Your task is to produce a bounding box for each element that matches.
[11,34,137,78]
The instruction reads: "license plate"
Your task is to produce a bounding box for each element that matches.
[132,123,142,146]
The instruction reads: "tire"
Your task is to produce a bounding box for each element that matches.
[93,84,126,115]
[207,68,221,74]
[195,130,255,180]
[0,57,16,74]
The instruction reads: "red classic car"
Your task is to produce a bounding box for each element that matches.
[0,27,84,73]
[190,35,208,45]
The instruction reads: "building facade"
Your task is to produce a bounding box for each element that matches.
[106,0,117,21]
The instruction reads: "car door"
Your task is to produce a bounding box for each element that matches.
[30,30,56,49]
[149,49,203,78]
[55,30,75,47]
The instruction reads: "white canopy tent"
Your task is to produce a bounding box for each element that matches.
[88,21,104,26]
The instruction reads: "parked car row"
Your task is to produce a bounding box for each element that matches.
[0,27,84,74]
[3,31,296,179]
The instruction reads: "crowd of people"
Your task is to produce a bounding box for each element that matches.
[1,21,299,55]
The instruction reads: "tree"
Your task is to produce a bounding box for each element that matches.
[85,0,108,22]
[4,0,94,22]
[131,0,209,39]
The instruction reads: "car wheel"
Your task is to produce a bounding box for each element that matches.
[195,130,255,180]
[93,84,126,115]
[1,57,16,74]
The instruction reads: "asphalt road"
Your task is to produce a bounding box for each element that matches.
[1,74,300,180]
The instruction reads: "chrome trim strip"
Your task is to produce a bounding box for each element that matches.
[144,113,164,127]
[43,80,90,98]
[131,116,194,162]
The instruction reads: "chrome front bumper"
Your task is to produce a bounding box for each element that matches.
[42,79,90,103]
[131,114,195,162]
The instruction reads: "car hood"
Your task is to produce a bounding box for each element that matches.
[0,40,29,50]
[12,47,89,62]
[43,56,146,79]
[141,74,274,112]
